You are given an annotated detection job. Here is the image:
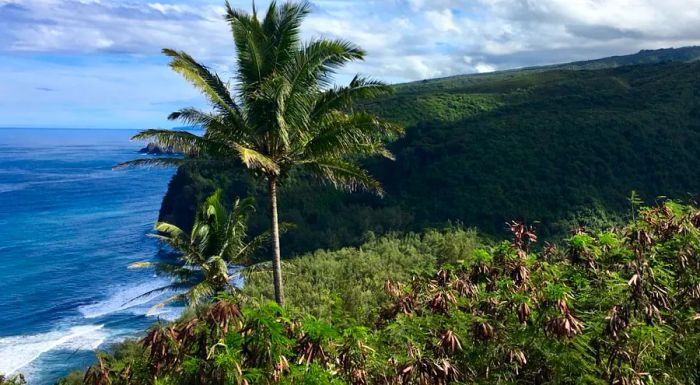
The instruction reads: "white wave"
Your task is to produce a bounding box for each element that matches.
[0,171,116,194]
[142,306,186,322]
[0,183,25,193]
[0,324,107,376]
[78,278,176,319]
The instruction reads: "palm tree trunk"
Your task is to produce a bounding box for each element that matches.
[269,176,285,306]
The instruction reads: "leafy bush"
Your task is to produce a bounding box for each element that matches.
[55,371,87,385]
[0,375,25,385]
[242,227,481,325]
[74,201,700,385]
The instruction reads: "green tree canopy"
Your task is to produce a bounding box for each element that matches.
[129,189,266,308]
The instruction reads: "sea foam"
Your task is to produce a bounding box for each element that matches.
[78,278,176,319]
[0,324,107,376]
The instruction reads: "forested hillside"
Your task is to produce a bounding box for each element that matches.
[159,51,700,256]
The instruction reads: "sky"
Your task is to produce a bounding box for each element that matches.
[2,0,700,129]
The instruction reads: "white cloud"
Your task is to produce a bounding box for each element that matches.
[5,0,700,80]
[1,0,230,59]
[475,62,495,73]
[425,9,461,33]
[3,0,700,127]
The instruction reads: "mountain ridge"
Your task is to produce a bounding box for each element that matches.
[395,46,700,90]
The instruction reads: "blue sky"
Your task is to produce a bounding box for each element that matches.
[2,0,700,129]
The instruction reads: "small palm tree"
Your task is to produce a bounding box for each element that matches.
[119,0,401,305]
[130,189,267,308]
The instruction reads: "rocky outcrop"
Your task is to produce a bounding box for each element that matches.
[139,143,185,155]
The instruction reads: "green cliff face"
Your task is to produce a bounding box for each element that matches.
[158,165,411,258]
[159,51,700,255]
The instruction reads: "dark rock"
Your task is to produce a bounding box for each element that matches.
[139,142,184,155]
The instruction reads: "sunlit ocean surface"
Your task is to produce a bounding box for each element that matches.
[0,128,180,384]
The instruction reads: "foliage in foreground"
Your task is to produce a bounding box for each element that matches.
[75,201,700,384]
[0,375,25,385]
[130,189,266,308]
[242,227,481,325]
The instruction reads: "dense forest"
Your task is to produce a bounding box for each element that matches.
[159,49,700,256]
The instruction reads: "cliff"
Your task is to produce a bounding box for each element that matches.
[159,57,700,255]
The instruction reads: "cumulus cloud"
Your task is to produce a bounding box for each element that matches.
[2,0,700,127]
[0,0,230,59]
[4,0,700,79]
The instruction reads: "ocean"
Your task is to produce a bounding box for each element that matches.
[0,128,181,384]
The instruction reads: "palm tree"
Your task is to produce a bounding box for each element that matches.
[130,189,267,308]
[119,0,402,306]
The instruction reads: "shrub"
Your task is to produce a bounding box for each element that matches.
[242,227,481,325]
[75,201,700,385]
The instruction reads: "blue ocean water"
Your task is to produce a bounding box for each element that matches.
[0,128,180,384]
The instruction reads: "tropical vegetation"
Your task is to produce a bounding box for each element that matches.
[159,51,700,256]
[242,226,481,326]
[62,199,700,385]
[119,0,401,305]
[129,189,266,309]
[0,375,25,385]
[32,2,700,385]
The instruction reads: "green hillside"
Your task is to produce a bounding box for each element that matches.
[543,45,700,70]
[159,51,700,256]
[390,46,700,99]
[366,46,700,127]
[367,61,700,235]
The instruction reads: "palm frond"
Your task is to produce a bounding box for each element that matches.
[301,111,400,160]
[155,222,186,240]
[188,281,216,307]
[252,73,293,150]
[205,114,253,147]
[311,76,394,120]
[303,158,384,195]
[203,189,227,227]
[113,157,189,169]
[264,1,312,68]
[162,48,242,117]
[235,143,280,174]
[226,2,266,88]
[239,259,295,281]
[131,129,232,159]
[167,107,219,127]
[127,280,190,305]
[193,222,213,257]
[147,292,188,316]
[133,261,195,282]
[152,222,190,252]
[235,232,270,265]
[283,40,365,102]
[233,196,257,216]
